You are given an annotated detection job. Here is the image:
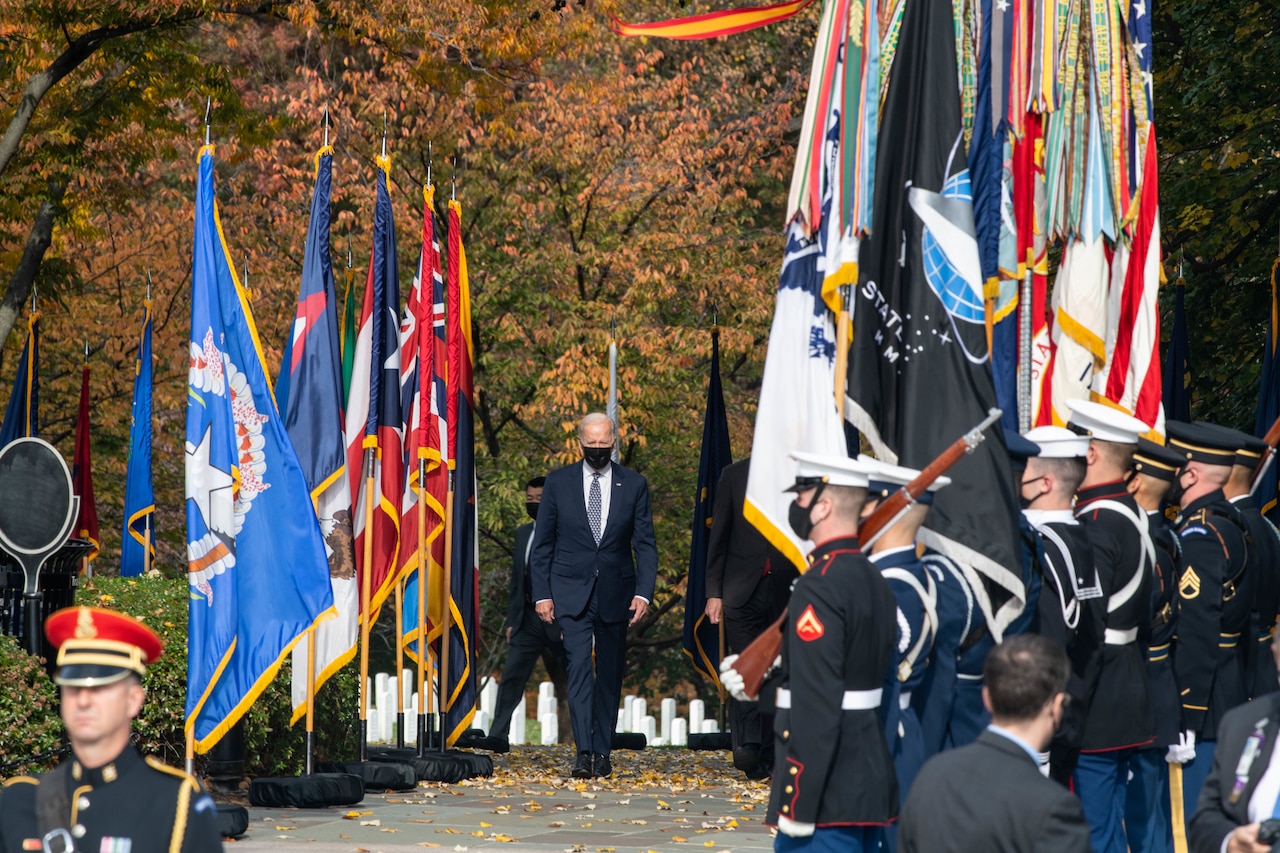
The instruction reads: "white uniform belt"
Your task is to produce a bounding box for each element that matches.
[1104,627,1139,645]
[776,687,882,710]
[899,691,913,711]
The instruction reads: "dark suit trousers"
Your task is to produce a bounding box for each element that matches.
[490,604,568,740]
[724,572,787,762]
[559,590,628,756]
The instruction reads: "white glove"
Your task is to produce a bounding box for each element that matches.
[765,654,782,679]
[719,654,754,702]
[777,816,816,838]
[1166,729,1197,765]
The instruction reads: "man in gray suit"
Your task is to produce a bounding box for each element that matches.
[530,412,658,779]
[898,634,1092,853]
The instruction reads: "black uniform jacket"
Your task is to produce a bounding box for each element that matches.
[898,729,1092,853]
[766,536,898,827]
[1175,489,1252,739]
[1189,692,1280,853]
[0,745,223,853]
[1147,509,1183,748]
[1074,481,1155,751]
[1230,493,1280,699]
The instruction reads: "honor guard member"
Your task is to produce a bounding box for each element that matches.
[1066,399,1157,853]
[762,452,898,853]
[855,457,941,815]
[1163,421,1253,836]
[1021,425,1104,787]
[1123,437,1187,853]
[0,606,223,853]
[1216,427,1280,699]
[913,434,1042,759]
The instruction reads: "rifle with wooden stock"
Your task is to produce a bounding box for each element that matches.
[1250,412,1280,496]
[726,408,1004,700]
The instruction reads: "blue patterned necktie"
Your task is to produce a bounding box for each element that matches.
[589,472,603,544]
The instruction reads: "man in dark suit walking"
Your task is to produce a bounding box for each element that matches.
[898,634,1091,853]
[530,412,658,779]
[482,476,570,751]
[705,457,796,779]
[1190,630,1280,853]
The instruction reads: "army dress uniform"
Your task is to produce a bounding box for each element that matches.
[0,746,222,853]
[0,606,223,853]
[767,536,899,853]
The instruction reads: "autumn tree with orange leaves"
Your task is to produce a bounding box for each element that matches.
[0,0,816,692]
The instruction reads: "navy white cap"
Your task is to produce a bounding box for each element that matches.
[1024,426,1091,458]
[785,451,871,491]
[1004,430,1042,463]
[1065,399,1150,445]
[857,455,950,505]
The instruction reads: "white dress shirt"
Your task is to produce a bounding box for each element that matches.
[1217,731,1280,852]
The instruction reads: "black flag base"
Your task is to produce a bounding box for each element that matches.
[317,760,418,791]
[248,771,367,808]
[688,732,733,751]
[612,731,648,751]
[216,804,250,838]
[368,745,494,782]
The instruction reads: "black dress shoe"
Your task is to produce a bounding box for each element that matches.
[477,736,510,753]
[572,752,594,779]
[592,753,612,778]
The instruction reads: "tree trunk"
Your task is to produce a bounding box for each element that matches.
[0,184,65,356]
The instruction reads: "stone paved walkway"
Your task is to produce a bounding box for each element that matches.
[227,745,775,853]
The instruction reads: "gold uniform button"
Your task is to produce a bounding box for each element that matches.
[785,785,794,794]
[790,767,798,776]
[782,730,790,739]
[781,806,789,813]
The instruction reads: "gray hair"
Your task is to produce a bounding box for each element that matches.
[578,412,618,443]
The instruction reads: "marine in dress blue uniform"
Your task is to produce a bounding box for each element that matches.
[0,606,223,853]
[1066,399,1157,853]
[1163,421,1254,843]
[855,457,942,849]
[758,453,899,853]
[1121,438,1187,853]
[1021,426,1103,787]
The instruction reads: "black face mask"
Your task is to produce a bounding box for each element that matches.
[1018,478,1040,511]
[582,445,613,470]
[526,501,540,521]
[1164,475,1186,509]
[788,500,816,541]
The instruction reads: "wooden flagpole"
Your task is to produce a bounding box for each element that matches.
[358,445,376,762]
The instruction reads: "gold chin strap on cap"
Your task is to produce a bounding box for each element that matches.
[56,638,148,676]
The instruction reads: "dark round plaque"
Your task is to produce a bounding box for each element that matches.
[0,437,76,560]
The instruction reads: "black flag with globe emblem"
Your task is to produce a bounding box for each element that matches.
[845,0,1025,634]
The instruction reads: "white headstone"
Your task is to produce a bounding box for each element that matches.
[671,717,689,747]
[539,681,556,700]
[660,698,676,742]
[631,698,647,735]
[642,714,656,743]
[481,677,499,717]
[701,719,719,733]
[540,712,559,745]
[510,696,527,744]
[689,698,705,734]
[475,709,491,735]
[623,695,636,731]
[538,694,556,718]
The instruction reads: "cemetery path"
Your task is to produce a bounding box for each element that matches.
[225,745,775,853]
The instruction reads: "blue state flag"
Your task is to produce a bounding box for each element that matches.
[1257,270,1280,520]
[121,302,154,576]
[1164,279,1191,425]
[0,311,40,446]
[185,144,335,752]
[682,328,732,687]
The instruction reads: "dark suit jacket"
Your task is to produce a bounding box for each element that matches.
[505,522,535,634]
[1190,692,1280,853]
[705,458,791,608]
[529,461,658,622]
[898,729,1091,853]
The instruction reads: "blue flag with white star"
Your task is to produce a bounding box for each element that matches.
[185,144,335,752]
